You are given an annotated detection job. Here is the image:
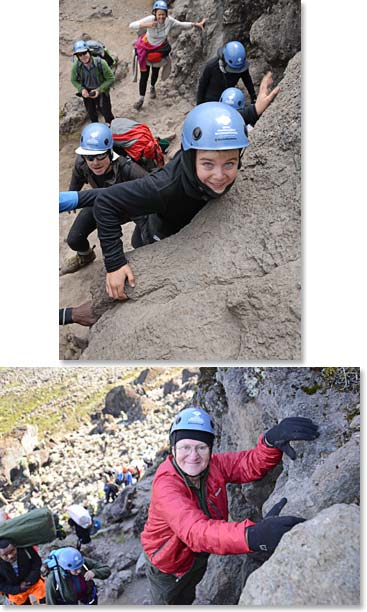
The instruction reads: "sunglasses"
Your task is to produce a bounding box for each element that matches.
[77,51,89,57]
[83,152,109,162]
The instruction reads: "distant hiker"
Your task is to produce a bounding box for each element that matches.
[0,538,46,605]
[60,122,147,276]
[59,302,98,327]
[219,72,280,128]
[104,481,119,504]
[129,0,207,110]
[45,546,111,605]
[197,41,257,106]
[66,506,93,551]
[71,40,115,124]
[115,467,133,488]
[60,101,253,300]
[141,408,319,604]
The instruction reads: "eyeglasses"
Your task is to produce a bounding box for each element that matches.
[175,444,210,456]
[77,51,89,57]
[83,152,109,162]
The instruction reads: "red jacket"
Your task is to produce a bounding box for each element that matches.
[141,434,282,575]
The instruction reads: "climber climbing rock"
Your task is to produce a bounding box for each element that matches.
[0,538,46,605]
[141,408,319,604]
[59,101,250,300]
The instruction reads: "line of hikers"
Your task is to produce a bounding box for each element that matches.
[61,1,281,323]
[1,410,319,604]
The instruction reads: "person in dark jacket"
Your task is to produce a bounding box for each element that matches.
[45,547,110,605]
[60,122,147,276]
[60,101,250,300]
[141,408,319,605]
[71,40,115,124]
[0,539,46,604]
[197,41,257,106]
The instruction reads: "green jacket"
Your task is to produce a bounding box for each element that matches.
[70,57,115,94]
[45,556,111,605]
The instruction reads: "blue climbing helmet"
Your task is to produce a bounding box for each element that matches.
[181,102,249,151]
[223,41,246,73]
[169,407,215,450]
[152,0,168,13]
[57,547,84,572]
[73,40,90,55]
[170,407,215,435]
[220,87,245,111]
[75,123,113,155]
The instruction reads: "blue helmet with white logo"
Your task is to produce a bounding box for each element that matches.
[181,102,249,151]
[220,87,245,111]
[223,41,246,73]
[73,40,90,55]
[170,407,215,435]
[152,0,168,13]
[75,123,113,155]
[57,547,84,571]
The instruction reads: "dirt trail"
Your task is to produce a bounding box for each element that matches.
[59,0,193,359]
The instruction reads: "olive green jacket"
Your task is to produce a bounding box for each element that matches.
[45,556,111,605]
[70,57,115,94]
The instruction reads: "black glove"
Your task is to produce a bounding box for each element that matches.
[265,417,319,460]
[246,497,305,553]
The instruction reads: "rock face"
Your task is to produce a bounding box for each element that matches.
[239,504,360,606]
[192,367,360,605]
[82,52,301,360]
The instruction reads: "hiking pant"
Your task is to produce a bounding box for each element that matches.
[83,92,114,124]
[145,554,208,605]
[7,578,46,605]
[67,209,151,253]
[67,207,96,253]
[139,66,160,96]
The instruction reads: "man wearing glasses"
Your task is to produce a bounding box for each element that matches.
[71,40,115,125]
[60,122,147,275]
[141,407,319,604]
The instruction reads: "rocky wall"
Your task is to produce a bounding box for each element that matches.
[193,367,360,605]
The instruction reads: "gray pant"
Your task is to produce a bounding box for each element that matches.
[145,554,209,605]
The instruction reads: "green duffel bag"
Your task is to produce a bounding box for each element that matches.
[0,507,56,547]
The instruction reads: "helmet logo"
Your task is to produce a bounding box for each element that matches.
[187,410,205,425]
[192,127,202,141]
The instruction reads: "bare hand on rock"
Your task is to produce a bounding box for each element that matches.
[255,72,280,116]
[106,263,135,300]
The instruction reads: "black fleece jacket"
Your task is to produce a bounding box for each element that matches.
[69,155,147,191]
[0,547,42,595]
[77,149,235,272]
[197,56,257,105]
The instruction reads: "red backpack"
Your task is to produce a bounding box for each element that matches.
[111,118,165,171]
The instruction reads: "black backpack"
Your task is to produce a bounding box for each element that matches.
[85,39,115,67]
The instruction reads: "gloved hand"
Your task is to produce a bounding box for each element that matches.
[246,498,305,553]
[265,417,319,460]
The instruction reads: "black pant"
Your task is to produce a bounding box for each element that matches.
[67,207,97,253]
[139,66,160,96]
[83,92,114,123]
[145,554,208,605]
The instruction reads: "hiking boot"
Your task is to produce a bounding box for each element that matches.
[59,247,96,276]
[150,86,156,99]
[133,97,144,110]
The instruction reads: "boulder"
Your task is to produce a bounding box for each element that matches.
[238,504,360,605]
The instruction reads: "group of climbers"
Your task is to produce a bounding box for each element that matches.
[61,1,280,320]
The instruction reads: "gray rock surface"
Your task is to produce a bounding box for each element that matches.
[82,53,301,360]
[239,504,360,605]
